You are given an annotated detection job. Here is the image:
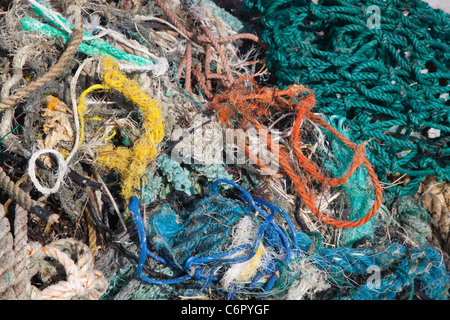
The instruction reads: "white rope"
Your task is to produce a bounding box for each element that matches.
[95,27,169,76]
[28,148,68,195]
[67,57,96,166]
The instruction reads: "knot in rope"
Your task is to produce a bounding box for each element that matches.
[27,239,108,300]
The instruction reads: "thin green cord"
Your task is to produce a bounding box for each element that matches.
[392,265,415,300]
[0,124,20,152]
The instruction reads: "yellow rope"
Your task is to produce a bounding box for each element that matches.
[90,57,165,207]
[238,240,265,282]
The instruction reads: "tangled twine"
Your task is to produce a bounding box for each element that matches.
[155,0,266,99]
[0,4,83,112]
[128,179,299,297]
[295,232,449,300]
[210,78,382,228]
[418,176,450,265]
[121,179,449,300]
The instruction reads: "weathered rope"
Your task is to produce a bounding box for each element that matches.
[12,205,29,299]
[27,238,108,300]
[0,166,37,215]
[22,0,166,73]
[95,57,165,204]
[0,46,31,155]
[418,176,450,264]
[120,180,448,299]
[0,165,58,225]
[0,5,83,111]
[27,148,68,195]
[0,205,28,300]
[211,78,382,228]
[155,0,266,99]
[0,206,16,299]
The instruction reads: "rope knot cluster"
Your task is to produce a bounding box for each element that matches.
[27,238,108,300]
[244,0,450,196]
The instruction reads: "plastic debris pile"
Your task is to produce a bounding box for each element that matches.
[0,0,449,300]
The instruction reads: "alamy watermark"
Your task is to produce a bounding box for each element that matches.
[366,5,381,29]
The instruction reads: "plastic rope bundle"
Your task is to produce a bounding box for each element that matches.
[123,179,449,299]
[244,0,450,197]
[0,4,83,112]
[295,232,449,300]
[128,179,299,298]
[21,0,168,75]
[123,180,450,300]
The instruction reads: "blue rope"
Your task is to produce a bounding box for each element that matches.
[127,180,449,299]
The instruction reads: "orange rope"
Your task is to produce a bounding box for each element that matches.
[210,78,382,229]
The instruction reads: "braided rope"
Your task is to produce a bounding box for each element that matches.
[0,166,37,212]
[0,207,16,299]
[12,205,29,299]
[0,165,59,225]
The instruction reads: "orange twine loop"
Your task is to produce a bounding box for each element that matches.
[210,77,382,229]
